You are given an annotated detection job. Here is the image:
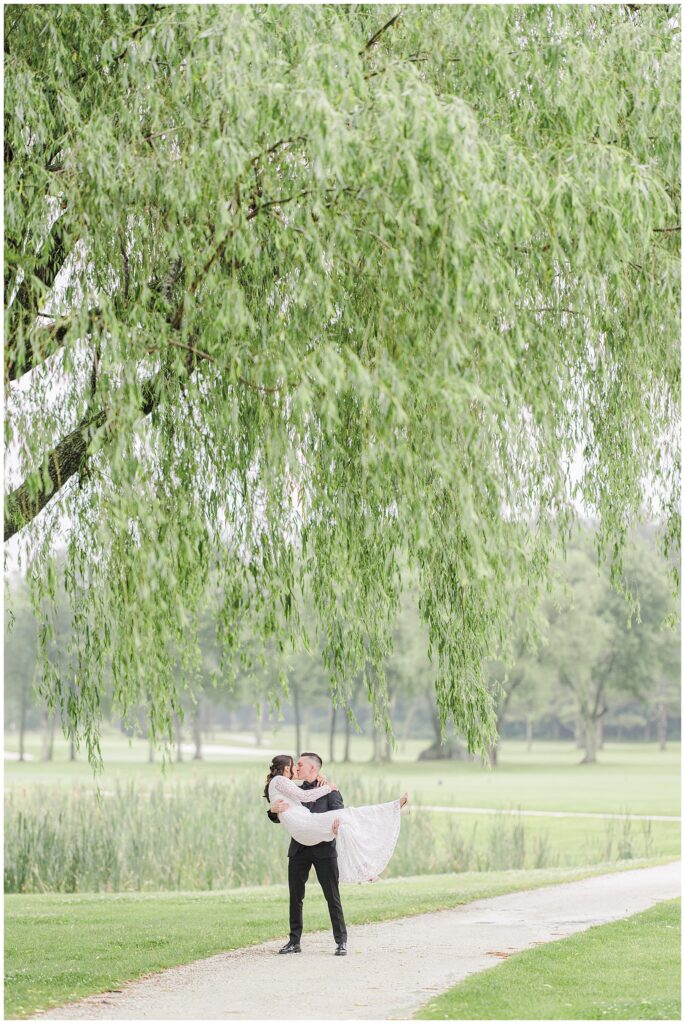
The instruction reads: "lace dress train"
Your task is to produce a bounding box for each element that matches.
[268,776,402,883]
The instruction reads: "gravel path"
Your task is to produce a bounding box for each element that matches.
[37,861,680,1021]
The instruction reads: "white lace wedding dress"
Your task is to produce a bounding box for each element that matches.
[268,775,402,884]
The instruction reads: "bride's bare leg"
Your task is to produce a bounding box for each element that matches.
[400,792,409,808]
[332,817,340,835]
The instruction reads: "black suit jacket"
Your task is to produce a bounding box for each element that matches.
[268,779,344,859]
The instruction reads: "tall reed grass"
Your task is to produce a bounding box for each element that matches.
[3,776,651,894]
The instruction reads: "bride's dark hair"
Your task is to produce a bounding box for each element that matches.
[264,754,294,800]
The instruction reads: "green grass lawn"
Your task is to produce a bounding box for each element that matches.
[5,733,680,1018]
[417,897,681,1020]
[6,730,681,816]
[4,859,676,1020]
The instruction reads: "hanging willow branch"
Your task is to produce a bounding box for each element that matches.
[4,4,680,768]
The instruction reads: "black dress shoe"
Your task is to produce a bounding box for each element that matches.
[334,942,347,956]
[278,940,301,954]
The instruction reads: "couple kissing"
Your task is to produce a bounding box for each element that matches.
[264,751,409,956]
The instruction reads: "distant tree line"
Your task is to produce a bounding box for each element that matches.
[5,522,679,766]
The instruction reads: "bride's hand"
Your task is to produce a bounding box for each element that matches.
[315,773,337,791]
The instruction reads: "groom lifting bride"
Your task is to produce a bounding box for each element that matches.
[265,751,409,956]
[267,752,348,956]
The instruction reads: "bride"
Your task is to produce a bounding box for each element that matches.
[264,754,409,883]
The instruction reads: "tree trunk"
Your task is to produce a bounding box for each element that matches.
[597,715,604,750]
[255,704,264,747]
[302,705,311,753]
[174,712,183,762]
[525,714,533,751]
[574,715,584,749]
[148,735,155,763]
[343,707,352,762]
[426,690,442,745]
[41,707,56,761]
[551,718,560,741]
[18,688,27,762]
[370,721,382,762]
[292,682,302,757]
[48,709,56,760]
[657,702,668,751]
[400,698,419,752]
[192,701,203,760]
[382,693,395,762]
[488,742,499,768]
[68,683,78,761]
[329,704,337,764]
[580,716,598,764]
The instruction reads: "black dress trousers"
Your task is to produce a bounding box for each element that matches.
[288,847,347,945]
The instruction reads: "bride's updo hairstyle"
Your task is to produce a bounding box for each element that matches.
[263,754,294,800]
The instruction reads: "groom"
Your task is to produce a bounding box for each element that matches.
[268,751,348,956]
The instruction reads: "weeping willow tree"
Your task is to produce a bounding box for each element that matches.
[4,4,680,768]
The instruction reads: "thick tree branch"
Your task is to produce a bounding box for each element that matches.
[4,375,162,543]
[5,177,352,383]
[495,670,523,730]
[72,6,164,87]
[8,217,75,317]
[7,251,185,384]
[3,321,293,541]
[5,410,106,542]
[518,306,583,317]
[5,217,80,380]
[5,308,101,383]
[147,338,294,394]
[360,11,403,54]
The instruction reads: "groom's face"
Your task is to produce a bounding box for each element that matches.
[296,756,318,783]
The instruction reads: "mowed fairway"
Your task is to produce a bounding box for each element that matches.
[5,731,681,816]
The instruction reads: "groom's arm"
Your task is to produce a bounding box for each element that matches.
[328,788,344,811]
[267,798,288,823]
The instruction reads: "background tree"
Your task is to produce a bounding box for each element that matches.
[4,585,40,761]
[4,571,78,760]
[543,529,679,763]
[487,640,548,765]
[648,677,681,751]
[4,5,680,768]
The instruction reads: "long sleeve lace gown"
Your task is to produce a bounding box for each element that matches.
[268,775,402,884]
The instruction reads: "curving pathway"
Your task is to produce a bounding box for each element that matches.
[36,861,680,1021]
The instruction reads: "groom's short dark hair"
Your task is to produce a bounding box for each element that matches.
[300,751,322,769]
